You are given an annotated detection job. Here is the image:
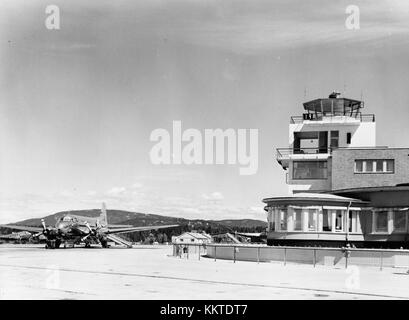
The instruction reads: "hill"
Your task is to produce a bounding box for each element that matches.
[2,209,267,238]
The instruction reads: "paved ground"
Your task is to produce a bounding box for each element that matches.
[1,244,409,299]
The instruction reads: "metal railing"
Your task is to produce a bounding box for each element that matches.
[172,243,409,270]
[290,113,375,124]
[276,147,332,160]
[276,146,392,162]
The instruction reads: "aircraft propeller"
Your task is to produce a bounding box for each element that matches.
[84,221,93,234]
[32,219,48,238]
[83,220,105,244]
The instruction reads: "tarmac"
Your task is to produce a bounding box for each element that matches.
[1,244,409,299]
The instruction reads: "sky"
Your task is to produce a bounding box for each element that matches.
[1,0,409,223]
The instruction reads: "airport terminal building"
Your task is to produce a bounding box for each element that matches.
[263,92,409,248]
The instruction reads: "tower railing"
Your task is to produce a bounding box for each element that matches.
[290,113,375,124]
[276,147,332,160]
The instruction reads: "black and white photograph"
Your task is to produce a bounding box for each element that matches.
[1,0,409,306]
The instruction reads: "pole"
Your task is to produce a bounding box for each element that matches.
[233,246,236,263]
[313,249,316,268]
[257,247,260,264]
[214,246,217,262]
[380,251,383,271]
[345,201,352,244]
[345,248,348,269]
[284,248,287,266]
[198,244,201,260]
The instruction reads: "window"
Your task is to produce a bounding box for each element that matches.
[279,210,287,231]
[322,209,332,231]
[303,113,314,120]
[393,210,407,232]
[180,239,184,242]
[308,209,317,231]
[293,131,321,154]
[355,160,363,172]
[355,160,394,173]
[293,161,328,179]
[346,132,352,144]
[349,211,358,233]
[386,160,394,172]
[335,210,344,232]
[270,210,276,231]
[374,211,388,233]
[366,161,373,172]
[375,160,383,172]
[330,131,339,148]
[294,209,302,231]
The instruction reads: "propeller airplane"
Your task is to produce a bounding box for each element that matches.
[0,203,179,249]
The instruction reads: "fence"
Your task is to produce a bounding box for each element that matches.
[172,243,409,270]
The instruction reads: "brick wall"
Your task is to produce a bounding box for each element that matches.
[331,148,409,190]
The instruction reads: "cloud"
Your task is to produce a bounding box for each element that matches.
[211,192,224,200]
[59,190,74,197]
[249,206,265,215]
[106,186,126,196]
[131,182,143,189]
[201,192,224,201]
[0,187,265,224]
[135,0,409,55]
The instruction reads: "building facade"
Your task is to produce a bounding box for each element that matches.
[265,92,409,248]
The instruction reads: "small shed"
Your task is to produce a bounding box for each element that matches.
[172,232,212,245]
[172,232,212,256]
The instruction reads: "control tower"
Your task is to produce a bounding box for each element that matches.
[276,91,376,193]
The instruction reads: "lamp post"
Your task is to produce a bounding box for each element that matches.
[345,201,352,244]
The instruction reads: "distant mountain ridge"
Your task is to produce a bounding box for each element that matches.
[7,209,267,233]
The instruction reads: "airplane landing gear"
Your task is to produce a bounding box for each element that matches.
[45,240,56,249]
[100,238,109,248]
[45,239,61,249]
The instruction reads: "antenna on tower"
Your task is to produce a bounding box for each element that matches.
[304,87,307,99]
[343,82,347,97]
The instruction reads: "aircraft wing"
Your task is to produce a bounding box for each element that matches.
[0,224,43,233]
[0,234,16,239]
[107,224,179,235]
[0,231,31,239]
[235,232,262,237]
[108,224,133,228]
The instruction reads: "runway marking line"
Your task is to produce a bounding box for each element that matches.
[24,284,97,297]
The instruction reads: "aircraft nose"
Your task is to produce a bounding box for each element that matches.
[57,222,67,230]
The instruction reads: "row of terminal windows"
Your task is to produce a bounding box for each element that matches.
[292,159,395,180]
[269,208,409,234]
[270,209,359,233]
[355,159,394,173]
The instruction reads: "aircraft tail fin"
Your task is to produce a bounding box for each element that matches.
[99,202,108,226]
